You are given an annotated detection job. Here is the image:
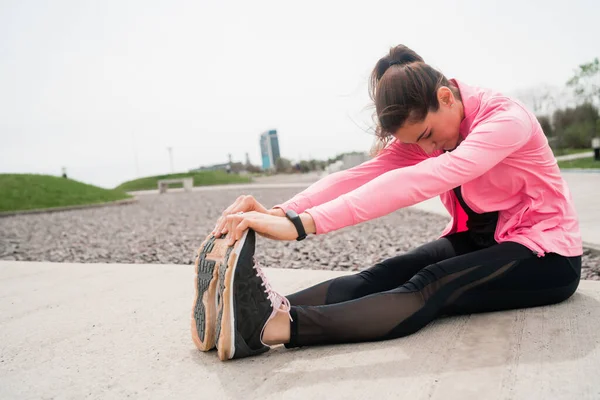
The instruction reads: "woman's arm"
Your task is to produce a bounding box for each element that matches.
[271,140,426,215]
[304,101,533,234]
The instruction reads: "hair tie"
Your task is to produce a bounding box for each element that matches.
[389,60,402,66]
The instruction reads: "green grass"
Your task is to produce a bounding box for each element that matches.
[552,148,592,156]
[0,174,131,213]
[558,157,600,169]
[115,170,253,192]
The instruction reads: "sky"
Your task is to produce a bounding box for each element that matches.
[1,0,598,188]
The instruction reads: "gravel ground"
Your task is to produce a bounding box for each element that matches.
[1,187,599,280]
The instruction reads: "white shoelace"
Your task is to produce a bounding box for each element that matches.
[253,256,293,322]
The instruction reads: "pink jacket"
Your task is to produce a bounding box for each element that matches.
[275,79,583,257]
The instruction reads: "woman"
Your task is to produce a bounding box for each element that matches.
[191,45,582,361]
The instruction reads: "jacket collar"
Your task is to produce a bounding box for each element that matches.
[450,78,481,137]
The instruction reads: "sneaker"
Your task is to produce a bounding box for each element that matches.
[216,228,292,361]
[191,234,230,351]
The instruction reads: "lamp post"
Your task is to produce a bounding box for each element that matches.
[167,147,174,173]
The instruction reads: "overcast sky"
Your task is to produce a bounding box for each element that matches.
[1,0,598,188]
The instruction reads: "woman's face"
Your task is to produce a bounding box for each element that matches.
[393,87,464,154]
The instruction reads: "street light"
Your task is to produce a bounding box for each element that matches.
[167,147,174,173]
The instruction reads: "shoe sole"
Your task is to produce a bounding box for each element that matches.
[191,234,229,351]
[216,229,249,361]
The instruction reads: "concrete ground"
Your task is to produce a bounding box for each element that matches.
[554,151,594,161]
[1,261,599,400]
[129,182,312,196]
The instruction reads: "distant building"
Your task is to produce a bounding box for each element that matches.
[341,153,369,169]
[324,152,370,174]
[260,129,280,170]
[191,154,235,173]
[191,157,249,174]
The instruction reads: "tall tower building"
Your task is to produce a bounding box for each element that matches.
[259,129,280,170]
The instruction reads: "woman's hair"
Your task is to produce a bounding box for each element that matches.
[368,45,458,155]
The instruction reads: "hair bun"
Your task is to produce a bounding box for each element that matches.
[388,45,424,66]
[373,45,424,81]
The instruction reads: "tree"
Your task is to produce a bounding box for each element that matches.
[514,84,563,116]
[229,162,245,174]
[567,58,600,107]
[275,157,293,173]
[536,115,553,137]
[245,164,262,173]
[567,58,600,141]
[553,103,599,148]
[297,160,311,173]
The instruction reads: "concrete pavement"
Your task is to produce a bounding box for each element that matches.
[555,151,594,161]
[129,182,312,196]
[128,172,325,196]
[1,261,600,399]
[562,171,600,250]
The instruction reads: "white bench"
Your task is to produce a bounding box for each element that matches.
[157,178,193,194]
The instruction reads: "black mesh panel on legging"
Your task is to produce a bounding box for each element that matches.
[286,241,580,348]
[286,232,477,307]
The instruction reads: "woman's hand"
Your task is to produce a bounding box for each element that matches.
[225,211,316,245]
[211,195,284,238]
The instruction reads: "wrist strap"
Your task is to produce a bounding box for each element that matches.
[285,210,307,241]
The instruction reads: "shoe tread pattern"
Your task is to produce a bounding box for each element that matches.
[194,236,216,342]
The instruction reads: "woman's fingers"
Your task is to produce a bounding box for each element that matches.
[226,212,257,245]
[232,195,265,214]
[212,196,245,236]
[226,214,244,245]
[223,218,231,242]
[248,196,269,214]
[232,218,250,244]
[224,209,248,238]
[212,216,224,237]
[212,195,244,235]
[224,211,298,244]
[212,195,268,238]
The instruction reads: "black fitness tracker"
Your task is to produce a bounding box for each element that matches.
[285,210,307,241]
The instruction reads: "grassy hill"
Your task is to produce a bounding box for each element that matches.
[115,171,252,192]
[0,174,131,213]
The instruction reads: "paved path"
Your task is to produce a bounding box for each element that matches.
[129,182,312,196]
[555,151,594,161]
[1,261,599,399]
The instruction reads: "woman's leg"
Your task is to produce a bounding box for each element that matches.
[441,252,581,315]
[282,242,581,348]
[286,231,478,307]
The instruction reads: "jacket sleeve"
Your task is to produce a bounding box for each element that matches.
[271,141,426,213]
[305,100,533,234]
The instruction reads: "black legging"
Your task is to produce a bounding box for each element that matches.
[284,231,581,348]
